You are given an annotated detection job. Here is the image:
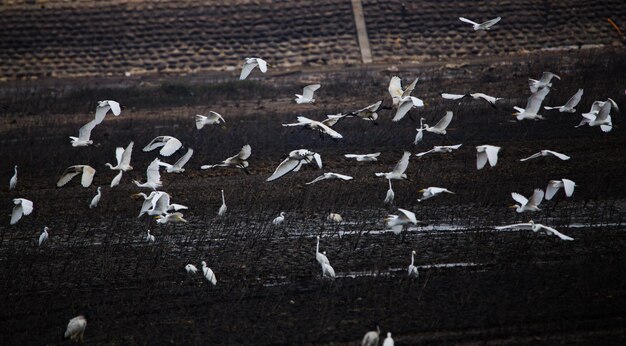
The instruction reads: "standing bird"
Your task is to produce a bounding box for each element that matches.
[423,111,453,135]
[441,92,502,107]
[375,151,411,181]
[388,76,418,106]
[90,187,102,208]
[11,198,33,225]
[520,150,570,162]
[64,314,87,343]
[529,72,560,93]
[146,230,155,243]
[195,111,225,129]
[415,144,462,157]
[545,179,576,200]
[282,116,344,139]
[362,326,381,346]
[57,165,96,188]
[201,261,217,285]
[272,212,286,226]
[458,16,501,30]
[328,212,343,223]
[94,100,121,124]
[133,158,162,190]
[143,136,183,157]
[476,145,501,170]
[159,148,194,173]
[240,57,268,80]
[267,149,322,181]
[510,189,544,213]
[69,119,98,147]
[385,208,418,234]
[9,165,17,190]
[417,187,455,202]
[315,236,330,265]
[384,179,395,205]
[408,250,419,278]
[201,144,252,174]
[383,332,395,346]
[496,220,573,241]
[306,172,353,185]
[514,87,550,121]
[106,141,134,187]
[344,152,380,162]
[321,257,336,280]
[544,89,583,113]
[185,264,198,274]
[39,226,49,247]
[218,189,227,217]
[294,84,321,104]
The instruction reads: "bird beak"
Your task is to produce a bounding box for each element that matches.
[508,205,517,209]
[418,189,425,193]
[154,216,161,219]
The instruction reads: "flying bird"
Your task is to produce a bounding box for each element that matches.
[545,179,576,200]
[423,111,453,134]
[415,144,462,157]
[94,100,121,124]
[201,144,251,174]
[69,119,98,147]
[133,158,162,190]
[64,315,87,343]
[384,179,395,205]
[294,84,321,104]
[458,16,501,30]
[306,172,353,185]
[417,187,455,202]
[510,189,544,213]
[544,89,583,113]
[201,261,217,285]
[375,151,410,181]
[137,191,187,217]
[38,226,49,246]
[240,57,267,80]
[218,189,227,217]
[106,141,134,187]
[9,165,17,190]
[576,100,614,132]
[520,150,570,162]
[388,76,418,106]
[496,220,573,241]
[529,72,560,93]
[10,198,33,225]
[413,118,426,144]
[347,101,382,122]
[143,136,183,157]
[514,87,550,120]
[57,165,96,188]
[385,208,417,234]
[476,145,501,170]
[159,148,194,173]
[267,149,322,182]
[89,187,102,208]
[441,92,502,107]
[344,152,380,162]
[282,116,343,139]
[195,111,225,129]
[408,250,419,278]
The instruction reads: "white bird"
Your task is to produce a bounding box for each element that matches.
[315,236,330,266]
[520,150,570,162]
[218,189,227,217]
[57,165,96,188]
[384,179,395,205]
[195,111,225,129]
[155,212,188,224]
[11,198,33,225]
[267,149,322,182]
[94,100,121,124]
[106,142,134,187]
[201,144,252,174]
[306,172,353,185]
[39,226,49,247]
[272,212,286,225]
[321,259,336,280]
[240,57,267,80]
[544,89,583,113]
[362,327,381,346]
[185,264,198,274]
[143,136,183,157]
[9,165,17,190]
[201,260,217,285]
[135,191,161,217]
[529,72,560,93]
[383,332,394,346]
[146,230,155,243]
[576,100,614,132]
[348,101,382,122]
[476,145,501,170]
[415,144,462,157]
[392,96,424,122]
[69,119,98,147]
[581,98,619,118]
[441,92,502,107]
[328,213,343,223]
[514,86,550,121]
[344,152,380,162]
[545,179,576,200]
[408,250,419,278]
[417,187,455,202]
[496,220,574,241]
[459,16,501,30]
[423,111,453,134]
[159,148,194,173]
[294,84,321,104]
[64,315,87,342]
[510,189,544,213]
[389,76,418,106]
[413,117,425,144]
[89,187,102,208]
[385,208,417,234]
[375,151,410,181]
[282,116,344,139]
[140,191,187,217]
[133,158,162,190]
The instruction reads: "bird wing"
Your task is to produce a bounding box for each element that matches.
[146,159,162,184]
[94,103,111,124]
[120,142,134,167]
[415,149,435,157]
[485,146,500,166]
[208,111,225,123]
[329,173,353,180]
[267,158,300,182]
[239,60,257,80]
[511,192,529,206]
[564,89,583,109]
[392,98,414,122]
[530,189,544,206]
[446,144,462,150]
[472,92,500,105]
[175,148,194,168]
[11,203,24,224]
[143,136,166,152]
[397,208,417,224]
[317,121,344,139]
[481,16,501,27]
[495,223,532,230]
[114,147,124,166]
[595,101,612,122]
[526,87,551,114]
[392,151,411,175]
[540,72,560,83]
[538,224,574,240]
[195,115,207,129]
[19,198,34,215]
[237,144,252,160]
[441,93,467,100]
[57,166,82,187]
[545,150,570,160]
[77,119,98,141]
[520,152,541,161]
[358,100,382,113]
[459,17,480,25]
[402,78,418,97]
[256,58,268,73]
[159,137,182,156]
[388,76,403,99]
[110,170,123,187]
[302,84,321,100]
[476,151,488,170]
[305,174,328,185]
[108,100,121,115]
[433,111,453,130]
[312,153,323,169]
[562,179,576,197]
[80,166,96,187]
[545,181,561,200]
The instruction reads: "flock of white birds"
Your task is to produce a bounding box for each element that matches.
[4,15,620,344]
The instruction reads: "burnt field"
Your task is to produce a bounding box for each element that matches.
[1,49,626,344]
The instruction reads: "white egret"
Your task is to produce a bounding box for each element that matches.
[520,150,570,162]
[272,212,286,225]
[282,116,343,139]
[306,172,353,185]
[545,179,576,200]
[136,191,187,218]
[418,187,455,202]
[94,100,121,124]
[9,165,17,190]
[413,117,425,144]
[195,111,225,129]
[392,96,424,122]
[513,87,550,120]
[496,220,573,241]
[106,142,134,187]
[576,101,613,132]
[11,198,33,225]
[69,119,97,147]
[544,89,583,113]
[375,151,410,181]
[423,111,453,134]
[416,144,462,157]
[57,165,96,188]
[362,326,380,346]
[347,100,382,122]
[135,191,161,217]
[267,149,322,182]
[321,259,336,280]
[294,84,321,104]
[159,148,194,173]
[146,230,155,243]
[383,332,395,346]
[328,213,343,223]
[89,187,102,208]
[315,236,330,266]
[476,145,501,170]
[201,144,251,174]
[344,152,380,162]
[64,315,87,342]
[201,261,217,285]
[385,208,417,234]
[458,16,501,30]
[143,136,183,157]
[441,92,502,107]
[185,264,198,274]
[218,189,227,217]
[510,189,544,213]
[39,226,49,247]
[408,250,419,278]
[133,158,162,190]
[384,179,395,205]
[388,76,418,106]
[240,57,267,80]
[529,72,560,93]
[581,98,619,117]
[155,212,188,224]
